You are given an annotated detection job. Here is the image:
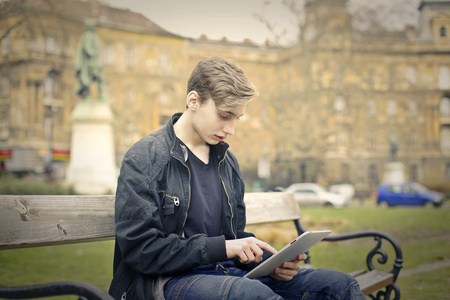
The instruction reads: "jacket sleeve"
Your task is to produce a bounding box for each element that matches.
[114,148,227,276]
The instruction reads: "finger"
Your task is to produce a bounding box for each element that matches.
[274,267,297,280]
[282,261,301,271]
[297,253,308,262]
[243,246,256,262]
[250,242,264,261]
[254,239,277,254]
[238,251,249,263]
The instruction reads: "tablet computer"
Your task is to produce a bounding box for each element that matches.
[244,230,331,279]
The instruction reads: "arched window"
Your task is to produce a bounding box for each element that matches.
[441,26,446,37]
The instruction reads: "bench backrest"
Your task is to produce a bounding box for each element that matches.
[0,192,300,250]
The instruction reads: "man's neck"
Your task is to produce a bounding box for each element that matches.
[174,113,210,164]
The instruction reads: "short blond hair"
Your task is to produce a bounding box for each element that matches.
[187,56,258,109]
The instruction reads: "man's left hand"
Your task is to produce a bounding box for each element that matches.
[270,253,307,281]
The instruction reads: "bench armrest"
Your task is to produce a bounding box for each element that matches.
[295,220,404,281]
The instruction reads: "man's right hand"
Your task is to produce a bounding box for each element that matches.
[225,237,277,264]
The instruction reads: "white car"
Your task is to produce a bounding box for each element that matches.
[285,183,348,208]
[329,184,355,203]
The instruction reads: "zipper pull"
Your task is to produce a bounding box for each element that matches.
[121,292,127,300]
[173,196,180,206]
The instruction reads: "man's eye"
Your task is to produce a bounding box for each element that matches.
[220,114,231,120]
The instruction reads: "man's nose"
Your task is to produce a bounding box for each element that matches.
[223,121,235,135]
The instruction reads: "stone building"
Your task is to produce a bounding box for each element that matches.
[0,0,449,195]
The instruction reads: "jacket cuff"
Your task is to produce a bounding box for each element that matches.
[206,235,227,263]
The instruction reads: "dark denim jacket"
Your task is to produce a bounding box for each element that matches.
[109,113,253,300]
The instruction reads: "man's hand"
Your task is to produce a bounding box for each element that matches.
[225,237,277,264]
[270,253,307,281]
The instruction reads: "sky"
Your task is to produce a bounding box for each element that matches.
[101,0,421,46]
[102,0,298,45]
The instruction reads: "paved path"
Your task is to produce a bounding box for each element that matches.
[400,258,450,277]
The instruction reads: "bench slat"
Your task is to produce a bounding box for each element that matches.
[354,269,394,295]
[244,193,301,225]
[0,195,115,250]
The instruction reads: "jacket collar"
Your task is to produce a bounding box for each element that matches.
[168,113,229,162]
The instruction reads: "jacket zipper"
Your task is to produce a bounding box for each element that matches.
[218,149,236,239]
[173,155,191,235]
[121,272,136,300]
[165,194,180,206]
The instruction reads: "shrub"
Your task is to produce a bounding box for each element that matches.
[0,175,77,195]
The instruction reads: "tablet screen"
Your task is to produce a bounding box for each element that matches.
[244,230,331,279]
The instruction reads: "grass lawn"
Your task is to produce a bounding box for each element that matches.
[1,203,449,299]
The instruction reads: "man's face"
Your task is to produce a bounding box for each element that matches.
[193,97,246,145]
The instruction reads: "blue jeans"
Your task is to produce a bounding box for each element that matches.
[164,261,366,300]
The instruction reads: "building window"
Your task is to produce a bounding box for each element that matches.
[337,131,348,149]
[300,163,307,183]
[367,66,373,85]
[406,66,416,85]
[446,163,450,180]
[341,163,350,182]
[367,136,377,151]
[367,99,376,116]
[104,44,113,66]
[1,34,11,56]
[124,122,134,146]
[333,95,346,114]
[125,86,134,105]
[408,99,418,116]
[0,77,9,98]
[440,96,450,117]
[126,48,134,68]
[410,165,418,182]
[408,131,418,150]
[387,99,397,116]
[441,26,447,37]
[439,66,450,90]
[441,126,450,153]
[160,52,170,74]
[44,73,55,99]
[368,164,378,187]
[45,36,56,54]
[388,67,395,89]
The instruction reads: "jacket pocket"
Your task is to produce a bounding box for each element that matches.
[160,191,180,216]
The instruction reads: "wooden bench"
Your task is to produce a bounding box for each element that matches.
[0,193,403,299]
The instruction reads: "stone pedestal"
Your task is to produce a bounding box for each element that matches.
[66,99,118,194]
[382,161,406,184]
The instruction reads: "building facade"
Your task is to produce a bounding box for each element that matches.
[1,0,449,194]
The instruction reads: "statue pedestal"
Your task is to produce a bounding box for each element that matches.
[66,99,118,194]
[382,162,406,184]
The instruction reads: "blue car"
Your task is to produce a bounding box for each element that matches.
[376,182,445,207]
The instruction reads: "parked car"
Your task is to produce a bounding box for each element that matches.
[329,184,355,203]
[376,182,445,207]
[285,183,349,208]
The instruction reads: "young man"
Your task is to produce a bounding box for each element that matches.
[109,56,365,300]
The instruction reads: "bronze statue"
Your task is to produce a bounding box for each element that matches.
[75,24,105,100]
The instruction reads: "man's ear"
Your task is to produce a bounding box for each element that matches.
[186,91,199,111]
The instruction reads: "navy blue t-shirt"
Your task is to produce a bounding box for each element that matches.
[183,144,222,238]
